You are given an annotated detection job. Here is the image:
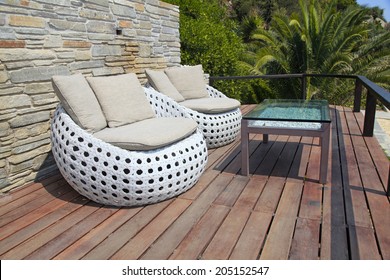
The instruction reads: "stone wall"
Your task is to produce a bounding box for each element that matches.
[0,0,181,191]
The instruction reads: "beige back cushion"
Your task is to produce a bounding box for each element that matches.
[87,73,155,128]
[164,65,209,100]
[52,74,107,132]
[145,69,185,102]
[94,117,198,151]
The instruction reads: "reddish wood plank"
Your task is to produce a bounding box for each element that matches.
[349,225,382,260]
[253,136,289,176]
[270,136,300,178]
[287,136,314,182]
[254,176,285,214]
[201,207,251,260]
[1,201,99,259]
[260,181,303,260]
[215,143,243,174]
[342,108,390,258]
[0,174,62,207]
[339,108,373,228]
[0,179,68,223]
[289,218,320,260]
[24,207,119,259]
[351,114,390,259]
[207,139,241,171]
[320,223,349,260]
[234,177,267,210]
[0,190,79,241]
[82,199,171,260]
[111,198,191,259]
[298,138,323,220]
[214,175,249,207]
[140,174,234,260]
[169,204,230,260]
[363,192,390,259]
[179,169,220,200]
[299,180,323,220]
[354,111,389,190]
[229,211,273,260]
[320,107,349,260]
[54,207,142,259]
[0,195,87,256]
[247,135,277,175]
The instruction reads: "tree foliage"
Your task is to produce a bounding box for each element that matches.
[241,0,390,103]
[164,0,269,103]
[165,0,389,105]
[164,0,242,77]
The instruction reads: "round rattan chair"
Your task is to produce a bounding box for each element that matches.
[145,85,242,148]
[51,91,208,207]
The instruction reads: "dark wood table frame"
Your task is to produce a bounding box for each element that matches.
[241,121,331,184]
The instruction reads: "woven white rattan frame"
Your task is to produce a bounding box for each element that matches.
[51,104,208,207]
[144,85,242,148]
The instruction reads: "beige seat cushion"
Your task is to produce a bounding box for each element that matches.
[164,65,209,100]
[87,73,155,128]
[179,97,241,114]
[52,74,107,133]
[145,69,185,102]
[94,117,198,151]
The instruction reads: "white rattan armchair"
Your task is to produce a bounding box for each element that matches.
[51,88,208,207]
[144,85,242,148]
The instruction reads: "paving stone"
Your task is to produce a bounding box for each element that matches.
[86,21,115,33]
[9,145,51,165]
[25,83,53,94]
[10,111,50,128]
[85,0,109,7]
[0,27,16,39]
[49,19,86,31]
[0,49,55,62]
[111,4,136,18]
[91,45,122,56]
[9,15,45,28]
[0,71,8,83]
[63,40,92,48]
[36,0,71,7]
[43,35,63,48]
[92,67,124,76]
[10,66,70,83]
[0,95,31,110]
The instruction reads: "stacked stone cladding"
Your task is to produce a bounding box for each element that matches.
[0,0,181,191]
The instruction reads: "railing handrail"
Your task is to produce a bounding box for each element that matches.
[209,73,390,110]
[356,75,390,109]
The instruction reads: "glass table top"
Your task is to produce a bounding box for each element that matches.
[243,99,331,123]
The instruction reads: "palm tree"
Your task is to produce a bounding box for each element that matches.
[242,0,390,104]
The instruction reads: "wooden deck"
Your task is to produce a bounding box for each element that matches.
[0,105,389,260]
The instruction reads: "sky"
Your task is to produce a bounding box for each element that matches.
[356,0,390,21]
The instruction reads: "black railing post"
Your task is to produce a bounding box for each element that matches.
[209,76,214,87]
[363,89,377,137]
[302,74,307,99]
[353,78,362,112]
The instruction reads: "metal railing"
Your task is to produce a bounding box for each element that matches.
[209,73,390,196]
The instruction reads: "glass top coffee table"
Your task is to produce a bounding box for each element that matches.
[241,99,331,183]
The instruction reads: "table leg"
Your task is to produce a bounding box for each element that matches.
[263,134,268,143]
[241,120,249,176]
[320,123,330,184]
